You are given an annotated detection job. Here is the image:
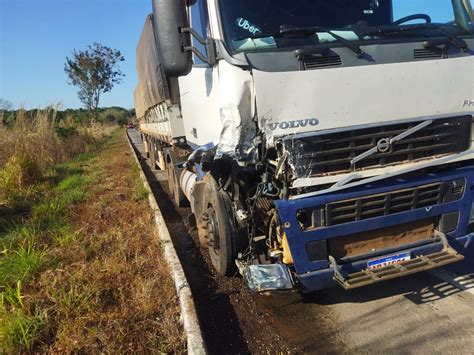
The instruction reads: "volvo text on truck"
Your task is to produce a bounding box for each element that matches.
[134,0,474,293]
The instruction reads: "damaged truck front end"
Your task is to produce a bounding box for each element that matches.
[274,166,474,292]
[138,0,474,294]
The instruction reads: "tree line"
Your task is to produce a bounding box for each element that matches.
[1,106,135,127]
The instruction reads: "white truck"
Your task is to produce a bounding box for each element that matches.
[135,0,474,292]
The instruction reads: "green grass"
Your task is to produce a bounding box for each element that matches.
[50,285,92,319]
[134,183,149,202]
[50,225,81,247]
[0,224,40,249]
[0,242,46,286]
[131,164,149,201]
[0,135,107,352]
[1,282,47,352]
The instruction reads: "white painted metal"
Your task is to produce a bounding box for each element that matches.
[254,56,474,139]
[178,61,254,149]
[179,67,221,146]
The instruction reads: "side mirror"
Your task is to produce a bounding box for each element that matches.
[152,0,192,77]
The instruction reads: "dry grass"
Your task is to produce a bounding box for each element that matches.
[1,110,184,351]
[1,131,185,352]
[0,107,115,205]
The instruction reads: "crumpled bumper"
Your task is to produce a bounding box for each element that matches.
[274,165,474,292]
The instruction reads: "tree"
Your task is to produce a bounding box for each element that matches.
[0,99,13,111]
[65,43,125,119]
[0,98,13,126]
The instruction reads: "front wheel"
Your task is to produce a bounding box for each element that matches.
[199,183,241,276]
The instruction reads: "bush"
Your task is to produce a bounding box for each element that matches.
[55,126,78,138]
[117,117,128,126]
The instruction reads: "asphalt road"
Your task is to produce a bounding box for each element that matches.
[128,129,474,354]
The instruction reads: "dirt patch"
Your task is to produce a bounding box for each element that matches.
[30,133,185,352]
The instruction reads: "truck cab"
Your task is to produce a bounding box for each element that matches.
[136,0,474,292]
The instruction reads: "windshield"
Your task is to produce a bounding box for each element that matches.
[218,0,474,53]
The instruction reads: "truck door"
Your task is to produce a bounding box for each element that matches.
[179,0,221,149]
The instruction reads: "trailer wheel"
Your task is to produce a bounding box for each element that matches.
[167,162,188,207]
[149,140,156,170]
[200,184,238,276]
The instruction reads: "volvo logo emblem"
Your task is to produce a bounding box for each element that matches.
[376,138,391,153]
[266,118,319,131]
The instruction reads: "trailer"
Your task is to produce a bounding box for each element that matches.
[135,0,474,292]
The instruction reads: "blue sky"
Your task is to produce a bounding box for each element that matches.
[1,0,150,109]
[0,0,457,110]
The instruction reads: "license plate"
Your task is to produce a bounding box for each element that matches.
[367,252,411,270]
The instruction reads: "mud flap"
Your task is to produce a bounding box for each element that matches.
[329,233,464,290]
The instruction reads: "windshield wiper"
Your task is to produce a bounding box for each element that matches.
[357,24,469,51]
[236,25,365,58]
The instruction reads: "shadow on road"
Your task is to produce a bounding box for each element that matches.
[302,268,474,306]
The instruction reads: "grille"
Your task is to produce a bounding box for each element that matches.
[326,183,444,226]
[414,48,444,59]
[284,116,471,178]
[303,55,342,69]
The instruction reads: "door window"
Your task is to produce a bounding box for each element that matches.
[189,0,210,65]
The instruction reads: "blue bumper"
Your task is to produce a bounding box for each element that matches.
[275,166,474,292]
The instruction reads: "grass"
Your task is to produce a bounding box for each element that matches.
[0,243,46,286]
[1,129,185,352]
[0,162,93,352]
[0,107,115,206]
[134,182,149,202]
[50,285,92,319]
[1,282,47,351]
[0,110,116,352]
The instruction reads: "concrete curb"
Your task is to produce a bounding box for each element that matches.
[126,131,207,354]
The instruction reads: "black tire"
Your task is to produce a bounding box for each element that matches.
[201,182,239,276]
[167,161,188,207]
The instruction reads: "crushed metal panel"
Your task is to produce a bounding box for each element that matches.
[216,62,257,161]
[243,264,294,292]
[291,149,474,199]
[283,116,471,180]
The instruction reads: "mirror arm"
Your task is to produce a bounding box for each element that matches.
[183,45,210,64]
[180,27,217,65]
[181,27,206,45]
